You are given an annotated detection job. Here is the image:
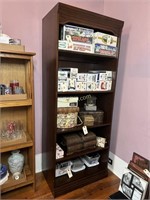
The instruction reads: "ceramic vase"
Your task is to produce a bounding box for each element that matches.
[8,150,24,180]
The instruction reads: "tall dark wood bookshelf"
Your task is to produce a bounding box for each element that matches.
[42,2,124,197]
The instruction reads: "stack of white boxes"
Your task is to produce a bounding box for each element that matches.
[58,68,113,92]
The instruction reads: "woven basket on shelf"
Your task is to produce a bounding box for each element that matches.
[57,107,82,129]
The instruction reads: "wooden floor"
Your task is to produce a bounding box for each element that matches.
[1,170,120,199]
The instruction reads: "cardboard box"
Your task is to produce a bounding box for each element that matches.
[94,32,117,47]
[58,71,68,80]
[98,80,112,91]
[62,24,94,44]
[58,40,68,49]
[87,82,97,91]
[68,78,76,91]
[94,43,118,57]
[77,73,87,82]
[58,80,68,92]
[76,82,87,91]
[87,73,98,82]
[71,42,93,53]
[59,68,78,79]
[57,97,79,107]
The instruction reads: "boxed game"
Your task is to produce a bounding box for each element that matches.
[93,32,118,47]
[76,82,87,91]
[58,70,68,80]
[87,73,98,82]
[58,40,69,50]
[98,80,112,91]
[62,24,94,44]
[68,78,76,91]
[58,80,68,92]
[71,42,93,53]
[94,43,118,57]
[77,73,87,82]
[86,82,97,91]
[59,68,78,79]
[57,97,79,107]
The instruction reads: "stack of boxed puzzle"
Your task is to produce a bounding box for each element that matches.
[59,24,94,53]
[58,24,118,57]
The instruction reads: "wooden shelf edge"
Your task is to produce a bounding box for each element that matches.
[57,122,111,134]
[0,50,36,56]
[1,165,34,193]
[0,132,33,153]
[0,99,32,108]
[56,146,109,162]
[58,90,114,95]
[0,94,27,101]
[59,49,118,59]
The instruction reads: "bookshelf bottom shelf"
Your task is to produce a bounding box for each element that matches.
[1,165,34,193]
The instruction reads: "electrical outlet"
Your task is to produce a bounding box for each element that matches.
[108,158,113,165]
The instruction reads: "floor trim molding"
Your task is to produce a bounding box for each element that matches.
[108,151,128,179]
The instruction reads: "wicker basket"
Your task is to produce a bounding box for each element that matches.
[57,107,82,129]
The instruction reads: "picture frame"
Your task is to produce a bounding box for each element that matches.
[128,152,150,182]
[119,168,148,200]
[132,152,149,170]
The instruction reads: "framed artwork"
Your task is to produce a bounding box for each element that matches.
[132,152,149,170]
[119,168,148,200]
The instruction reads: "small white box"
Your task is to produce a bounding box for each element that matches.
[60,68,78,79]
[77,73,87,82]
[98,80,112,91]
[76,82,87,91]
[87,73,98,82]
[68,78,76,91]
[106,80,112,91]
[96,137,106,148]
[99,71,107,81]
[87,82,97,91]
[58,80,68,92]
[58,71,68,80]
[57,97,79,107]
[94,43,118,57]
[58,40,68,49]
[56,143,64,159]
[106,71,113,80]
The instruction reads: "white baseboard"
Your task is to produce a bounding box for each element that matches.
[108,151,128,179]
[35,151,128,179]
[35,153,42,173]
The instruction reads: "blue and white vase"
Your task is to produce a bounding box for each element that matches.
[8,150,24,180]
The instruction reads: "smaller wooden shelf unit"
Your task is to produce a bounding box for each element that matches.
[0,49,35,193]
